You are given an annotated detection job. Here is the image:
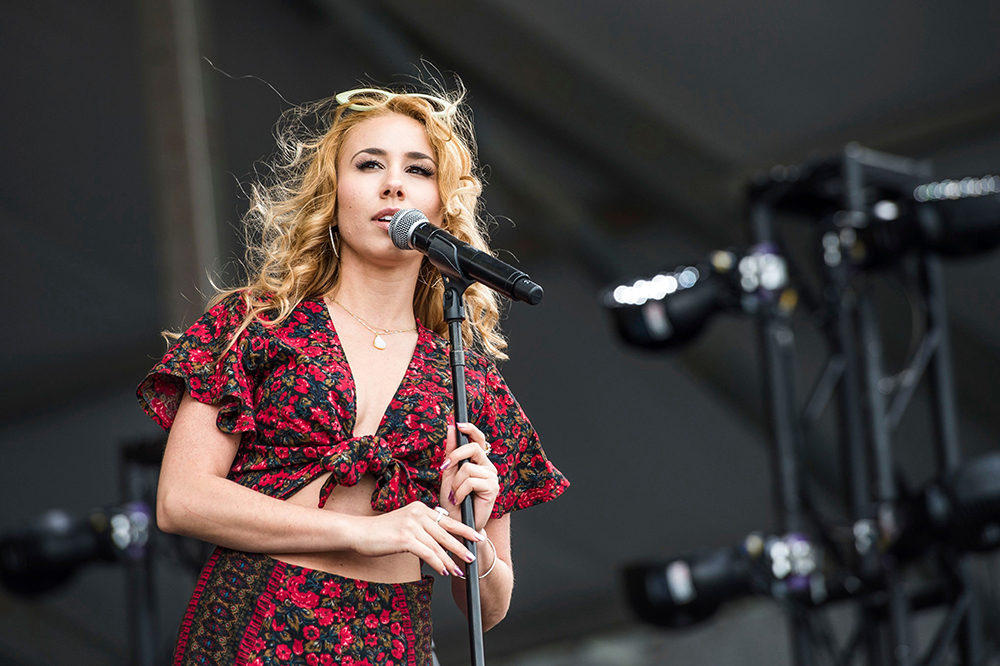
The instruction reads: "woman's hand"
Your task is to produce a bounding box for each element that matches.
[439,422,500,531]
[350,501,483,577]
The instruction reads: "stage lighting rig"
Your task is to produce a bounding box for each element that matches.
[0,503,150,596]
[890,452,1000,558]
[623,453,1000,631]
[601,243,791,350]
[610,144,1000,665]
[879,173,1000,259]
[752,146,1000,269]
[0,440,206,666]
[624,532,823,629]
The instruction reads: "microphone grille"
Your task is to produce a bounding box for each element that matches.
[389,209,428,250]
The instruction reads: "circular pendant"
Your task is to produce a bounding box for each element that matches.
[373,334,387,350]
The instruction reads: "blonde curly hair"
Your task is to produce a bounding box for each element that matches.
[213,84,508,359]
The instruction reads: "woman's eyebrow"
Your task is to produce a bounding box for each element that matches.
[352,147,386,160]
[350,147,436,164]
[406,151,435,163]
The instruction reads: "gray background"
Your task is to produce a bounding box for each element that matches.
[3,1,1000,664]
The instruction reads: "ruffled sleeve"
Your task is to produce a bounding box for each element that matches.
[137,292,257,434]
[475,360,569,519]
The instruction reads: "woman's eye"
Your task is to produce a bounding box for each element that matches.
[407,165,436,177]
[356,159,383,171]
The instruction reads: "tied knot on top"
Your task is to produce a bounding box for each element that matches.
[316,435,429,511]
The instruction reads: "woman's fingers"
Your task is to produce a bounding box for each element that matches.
[417,526,472,577]
[455,421,486,445]
[444,423,459,455]
[409,531,458,577]
[450,459,498,488]
[442,457,497,505]
[432,517,480,563]
[440,423,492,472]
[451,474,499,507]
[438,511,483,545]
[441,441,495,472]
[410,505,482,575]
[360,503,487,576]
[438,423,498,530]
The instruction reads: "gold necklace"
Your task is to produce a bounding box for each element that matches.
[330,296,417,350]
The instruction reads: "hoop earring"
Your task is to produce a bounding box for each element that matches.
[329,225,340,258]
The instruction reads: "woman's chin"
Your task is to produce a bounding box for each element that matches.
[342,243,422,272]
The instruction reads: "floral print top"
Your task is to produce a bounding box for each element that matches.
[137,293,568,519]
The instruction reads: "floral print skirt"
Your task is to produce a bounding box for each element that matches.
[173,547,434,666]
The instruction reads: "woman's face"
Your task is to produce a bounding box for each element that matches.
[335,112,443,266]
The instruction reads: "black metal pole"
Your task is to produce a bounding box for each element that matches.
[442,276,486,666]
[857,295,912,666]
[856,295,893,504]
[751,202,805,533]
[120,446,158,666]
[841,149,899,666]
[918,250,983,665]
[827,260,872,523]
[759,315,806,535]
[837,149,876,524]
[821,260,885,666]
[918,252,961,473]
[820,239,886,666]
[750,200,813,666]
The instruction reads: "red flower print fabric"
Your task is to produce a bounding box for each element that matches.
[174,547,434,665]
[137,292,568,518]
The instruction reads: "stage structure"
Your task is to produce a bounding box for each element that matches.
[0,440,190,666]
[606,144,1000,666]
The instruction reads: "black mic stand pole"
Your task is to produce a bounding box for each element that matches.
[442,274,486,666]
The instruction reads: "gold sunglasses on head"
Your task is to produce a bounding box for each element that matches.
[335,88,456,118]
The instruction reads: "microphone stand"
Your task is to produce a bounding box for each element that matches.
[441,274,486,666]
[395,212,541,664]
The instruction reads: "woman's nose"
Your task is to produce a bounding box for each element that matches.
[382,170,404,198]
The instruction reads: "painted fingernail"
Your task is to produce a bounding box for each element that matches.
[452,566,464,576]
[439,458,452,471]
[473,531,485,542]
[448,491,456,504]
[441,568,450,576]
[465,552,476,563]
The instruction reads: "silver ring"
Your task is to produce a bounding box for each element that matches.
[434,506,449,523]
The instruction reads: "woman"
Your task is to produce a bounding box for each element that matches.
[137,85,568,666]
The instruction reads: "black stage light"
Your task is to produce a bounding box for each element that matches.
[624,455,1000,631]
[911,176,1000,255]
[891,453,1000,558]
[853,175,1000,267]
[601,244,790,350]
[0,503,150,596]
[623,533,821,628]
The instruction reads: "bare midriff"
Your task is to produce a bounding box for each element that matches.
[266,471,423,584]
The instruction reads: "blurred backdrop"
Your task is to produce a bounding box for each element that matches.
[4,1,1000,664]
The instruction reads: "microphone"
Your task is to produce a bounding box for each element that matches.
[389,209,543,305]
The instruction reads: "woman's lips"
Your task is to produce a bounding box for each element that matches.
[372,207,401,225]
[372,208,401,233]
